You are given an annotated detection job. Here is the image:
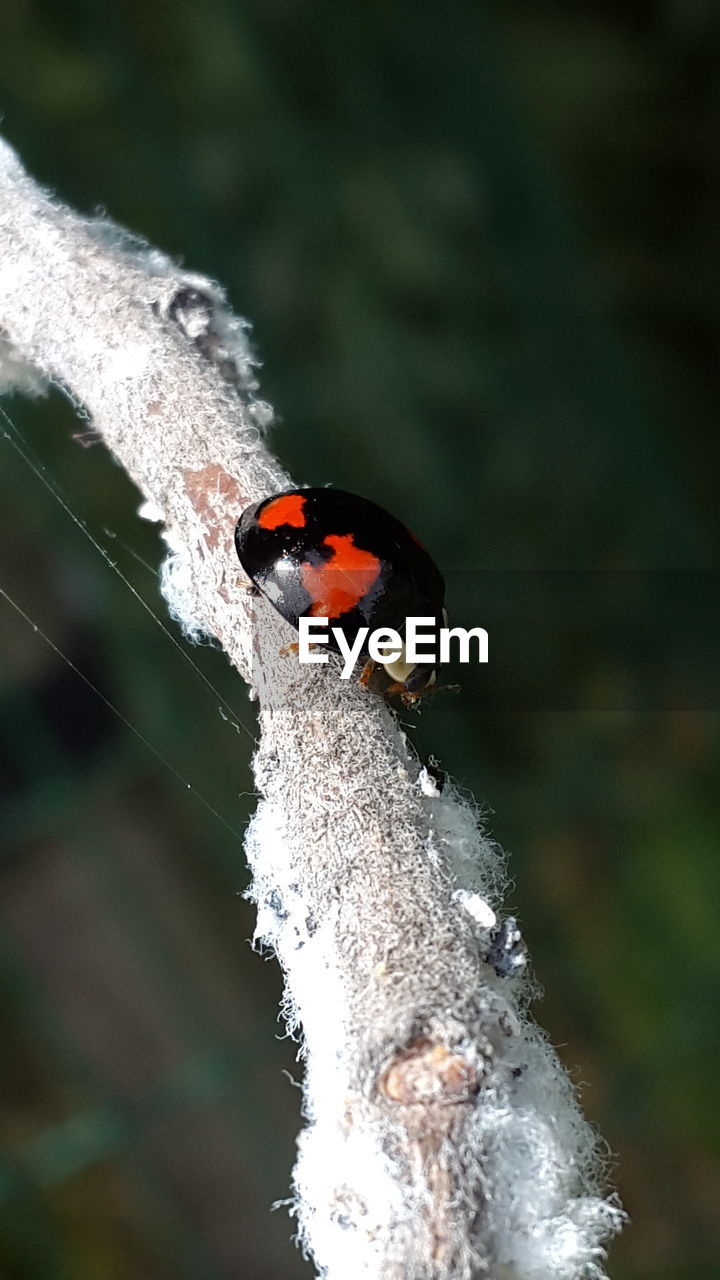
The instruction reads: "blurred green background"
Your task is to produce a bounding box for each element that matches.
[0,2,718,1277]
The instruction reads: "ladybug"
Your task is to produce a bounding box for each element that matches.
[235,487,446,702]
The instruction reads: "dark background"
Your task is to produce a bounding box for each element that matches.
[1,3,718,1277]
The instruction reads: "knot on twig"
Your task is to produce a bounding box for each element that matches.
[167,285,240,383]
[155,280,273,429]
[379,1038,480,1107]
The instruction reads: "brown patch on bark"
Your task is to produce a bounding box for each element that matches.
[182,465,245,551]
[421,1146,455,1268]
[379,1040,482,1272]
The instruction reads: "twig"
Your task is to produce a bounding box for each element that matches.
[0,137,624,1279]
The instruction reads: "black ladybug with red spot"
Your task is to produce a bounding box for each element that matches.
[234,487,446,702]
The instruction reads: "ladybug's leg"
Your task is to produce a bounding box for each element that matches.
[279,641,324,657]
[390,680,461,707]
[359,658,378,688]
[279,641,301,657]
[383,679,415,702]
[400,688,423,708]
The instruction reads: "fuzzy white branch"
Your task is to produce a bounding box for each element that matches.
[0,138,624,1279]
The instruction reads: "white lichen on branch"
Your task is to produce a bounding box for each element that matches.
[0,137,624,1279]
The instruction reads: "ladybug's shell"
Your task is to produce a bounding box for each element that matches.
[235,488,445,653]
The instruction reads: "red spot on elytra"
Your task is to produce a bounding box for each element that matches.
[259,493,307,530]
[302,534,381,618]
